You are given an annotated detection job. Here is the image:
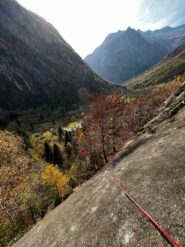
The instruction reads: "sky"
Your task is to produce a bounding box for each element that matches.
[17,0,185,58]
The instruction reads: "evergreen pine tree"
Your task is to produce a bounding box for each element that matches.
[64,131,71,146]
[44,142,52,162]
[58,126,63,142]
[53,144,63,168]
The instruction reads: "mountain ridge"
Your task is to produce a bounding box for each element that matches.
[0,0,115,110]
[85,25,185,84]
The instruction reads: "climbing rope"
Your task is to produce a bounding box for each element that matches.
[108,172,182,247]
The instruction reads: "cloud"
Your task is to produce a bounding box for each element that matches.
[139,0,185,28]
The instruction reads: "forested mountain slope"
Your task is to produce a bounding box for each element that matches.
[0,0,114,110]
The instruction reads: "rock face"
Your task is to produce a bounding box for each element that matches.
[13,106,185,246]
[85,25,185,84]
[0,0,113,110]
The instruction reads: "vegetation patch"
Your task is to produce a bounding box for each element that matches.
[1,78,183,246]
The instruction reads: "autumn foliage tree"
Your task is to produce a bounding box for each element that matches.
[84,95,109,162]
[82,80,180,168]
[0,131,41,245]
[78,132,84,143]
[106,94,125,153]
[66,142,73,156]
[84,94,125,163]
[0,131,72,246]
[42,164,70,203]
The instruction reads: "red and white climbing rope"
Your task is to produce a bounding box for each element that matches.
[108,172,182,247]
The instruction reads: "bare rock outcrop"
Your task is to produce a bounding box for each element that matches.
[13,107,185,247]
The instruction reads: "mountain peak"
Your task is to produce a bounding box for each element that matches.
[85,25,185,84]
[124,26,141,39]
[161,26,172,30]
[126,26,135,32]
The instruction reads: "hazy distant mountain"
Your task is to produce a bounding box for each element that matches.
[0,0,114,110]
[125,44,185,90]
[139,24,185,52]
[85,25,185,84]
